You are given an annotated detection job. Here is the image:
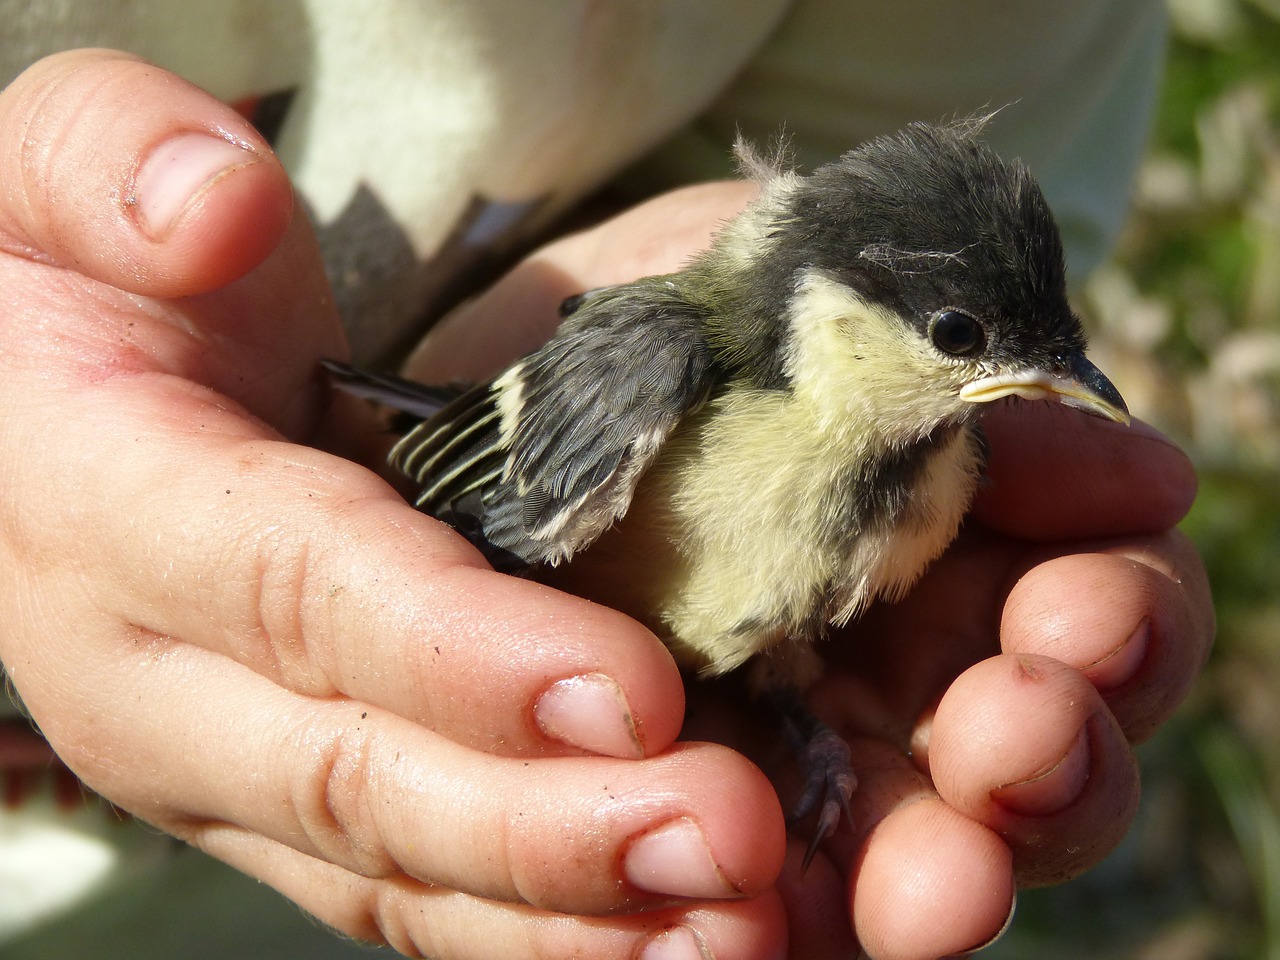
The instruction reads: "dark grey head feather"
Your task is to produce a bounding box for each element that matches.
[702,121,1084,385]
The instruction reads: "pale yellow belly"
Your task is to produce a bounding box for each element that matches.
[545,394,984,683]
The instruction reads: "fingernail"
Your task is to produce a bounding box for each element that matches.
[623,817,738,899]
[1126,417,1184,449]
[639,925,714,960]
[533,673,643,759]
[132,132,258,238]
[950,890,1018,956]
[991,725,1090,816]
[1083,618,1149,690]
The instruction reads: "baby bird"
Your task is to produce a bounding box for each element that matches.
[325,121,1128,860]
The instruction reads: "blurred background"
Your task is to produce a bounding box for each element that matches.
[991,0,1280,956]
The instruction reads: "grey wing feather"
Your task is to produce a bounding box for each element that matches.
[390,278,715,569]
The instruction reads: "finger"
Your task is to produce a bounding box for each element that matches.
[8,368,686,759]
[0,111,338,441]
[29,623,785,916]
[829,516,1213,752]
[802,732,1014,960]
[972,406,1197,539]
[774,843,859,960]
[783,681,1018,960]
[404,180,759,382]
[202,825,790,960]
[851,798,1015,960]
[0,49,291,296]
[926,654,1141,887]
[1000,531,1214,742]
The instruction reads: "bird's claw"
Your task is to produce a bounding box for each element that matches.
[786,723,857,871]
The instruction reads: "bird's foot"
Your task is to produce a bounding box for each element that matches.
[761,681,858,869]
[786,721,857,871]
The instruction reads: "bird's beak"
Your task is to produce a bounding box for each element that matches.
[958,352,1130,425]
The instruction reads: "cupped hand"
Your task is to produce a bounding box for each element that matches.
[0,50,790,960]
[412,178,1214,959]
[791,410,1210,960]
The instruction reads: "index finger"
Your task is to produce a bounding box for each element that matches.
[971,404,1198,540]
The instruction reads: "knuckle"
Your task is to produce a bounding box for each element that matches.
[293,720,398,879]
[370,887,436,959]
[251,522,338,695]
[6,55,120,233]
[218,458,393,696]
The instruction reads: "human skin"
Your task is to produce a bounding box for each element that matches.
[0,49,1213,960]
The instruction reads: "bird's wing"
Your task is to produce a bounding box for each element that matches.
[393,278,715,569]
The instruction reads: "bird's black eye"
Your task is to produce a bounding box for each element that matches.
[930,310,986,357]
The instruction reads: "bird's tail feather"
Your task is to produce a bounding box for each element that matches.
[321,358,466,423]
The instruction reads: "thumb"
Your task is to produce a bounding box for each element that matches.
[0,48,292,297]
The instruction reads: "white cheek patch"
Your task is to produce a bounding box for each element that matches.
[781,270,970,437]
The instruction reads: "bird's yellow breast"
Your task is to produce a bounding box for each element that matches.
[545,385,985,683]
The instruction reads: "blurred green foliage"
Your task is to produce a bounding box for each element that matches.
[991,2,1280,957]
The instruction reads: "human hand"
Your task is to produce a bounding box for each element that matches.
[411,182,1214,959]
[777,408,1209,960]
[0,50,793,960]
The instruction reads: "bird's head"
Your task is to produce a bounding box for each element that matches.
[717,121,1128,439]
